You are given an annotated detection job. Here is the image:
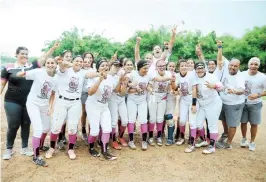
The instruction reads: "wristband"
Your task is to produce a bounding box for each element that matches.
[192,98,197,106]
[218,45,222,49]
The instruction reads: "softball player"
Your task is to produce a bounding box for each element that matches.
[86,59,117,160]
[192,62,223,154]
[45,56,92,160]
[16,57,57,166]
[148,60,174,146]
[127,60,173,150]
[80,52,94,142]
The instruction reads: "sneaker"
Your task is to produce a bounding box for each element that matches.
[2,149,14,160]
[185,145,196,153]
[202,145,216,154]
[240,138,249,148]
[156,137,163,146]
[40,146,50,152]
[62,136,67,145]
[215,141,225,149]
[195,140,209,148]
[45,148,55,159]
[32,156,48,167]
[223,142,232,150]
[57,140,65,151]
[68,149,76,160]
[141,141,148,151]
[112,141,122,150]
[176,138,185,146]
[118,138,128,147]
[128,141,137,150]
[148,138,155,146]
[165,140,174,146]
[89,148,100,157]
[20,148,34,156]
[218,133,228,143]
[249,142,256,151]
[102,151,117,161]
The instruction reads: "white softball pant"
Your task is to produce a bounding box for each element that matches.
[196,97,222,133]
[165,99,176,115]
[51,98,81,135]
[127,98,147,124]
[26,101,50,138]
[148,97,166,124]
[108,100,128,128]
[86,104,112,136]
[179,97,197,129]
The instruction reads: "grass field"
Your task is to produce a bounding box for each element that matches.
[263,96,266,100]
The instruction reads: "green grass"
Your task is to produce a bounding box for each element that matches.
[263,96,266,100]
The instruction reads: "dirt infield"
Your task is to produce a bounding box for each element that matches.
[1,99,266,182]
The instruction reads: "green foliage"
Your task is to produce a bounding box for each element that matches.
[41,25,266,72]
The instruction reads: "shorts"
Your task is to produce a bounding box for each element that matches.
[81,92,88,104]
[219,103,245,127]
[241,102,263,125]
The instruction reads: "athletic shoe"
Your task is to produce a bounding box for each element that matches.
[68,149,76,160]
[223,142,232,150]
[185,145,196,153]
[148,138,155,146]
[118,137,128,147]
[156,137,163,146]
[102,151,117,161]
[89,148,100,157]
[112,141,121,150]
[165,140,174,146]
[218,133,228,143]
[45,148,55,159]
[32,156,48,167]
[40,146,50,152]
[249,142,256,151]
[215,141,225,149]
[57,140,65,151]
[81,133,88,144]
[20,148,34,156]
[240,138,249,148]
[195,139,209,148]
[202,145,216,154]
[62,136,67,145]
[128,141,137,150]
[176,138,185,146]
[2,149,14,160]
[141,141,148,151]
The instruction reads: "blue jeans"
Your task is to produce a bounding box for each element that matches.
[4,102,31,149]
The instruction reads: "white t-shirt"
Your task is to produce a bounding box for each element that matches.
[56,68,86,99]
[148,52,171,74]
[193,73,220,106]
[26,68,58,106]
[127,70,156,102]
[149,71,171,100]
[86,75,117,107]
[177,71,195,103]
[242,70,266,104]
[109,74,126,103]
[219,70,245,105]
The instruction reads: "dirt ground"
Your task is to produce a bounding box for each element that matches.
[1,97,266,182]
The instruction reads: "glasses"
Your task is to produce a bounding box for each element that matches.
[157,65,166,68]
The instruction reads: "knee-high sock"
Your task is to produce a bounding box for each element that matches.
[210,133,218,147]
[68,134,76,150]
[111,128,116,141]
[179,125,186,138]
[156,123,163,138]
[50,133,58,149]
[32,137,40,157]
[119,125,126,138]
[101,133,110,152]
[40,133,47,148]
[190,128,197,146]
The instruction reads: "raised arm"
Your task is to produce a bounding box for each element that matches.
[135,37,141,64]
[216,40,223,70]
[88,74,105,95]
[38,42,60,67]
[161,25,177,61]
[196,43,206,63]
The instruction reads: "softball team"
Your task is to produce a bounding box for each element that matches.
[1,35,265,167]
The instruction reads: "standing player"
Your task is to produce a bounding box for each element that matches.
[240,57,266,151]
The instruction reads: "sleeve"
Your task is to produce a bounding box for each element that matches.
[25,69,39,81]
[1,67,9,81]
[86,78,96,89]
[148,71,156,81]
[31,60,41,69]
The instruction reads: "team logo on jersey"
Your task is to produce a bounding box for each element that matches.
[244,81,252,96]
[38,81,52,99]
[98,85,112,104]
[180,82,189,96]
[67,77,79,93]
[136,82,147,96]
[158,81,167,93]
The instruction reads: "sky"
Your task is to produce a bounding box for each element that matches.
[0,0,266,57]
